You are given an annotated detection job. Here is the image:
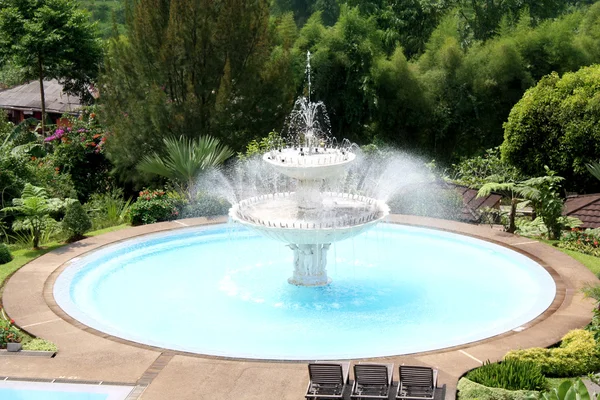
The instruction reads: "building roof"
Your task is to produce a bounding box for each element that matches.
[0,79,81,114]
[447,182,503,222]
[564,194,600,229]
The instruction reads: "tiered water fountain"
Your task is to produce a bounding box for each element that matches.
[52,52,557,361]
[229,54,389,286]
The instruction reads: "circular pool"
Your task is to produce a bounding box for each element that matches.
[54,223,555,360]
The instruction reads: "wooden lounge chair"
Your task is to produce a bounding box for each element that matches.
[396,365,438,400]
[305,361,350,399]
[351,362,394,399]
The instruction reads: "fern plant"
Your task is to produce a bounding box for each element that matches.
[1,184,62,249]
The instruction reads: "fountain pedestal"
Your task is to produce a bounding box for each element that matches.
[288,243,331,286]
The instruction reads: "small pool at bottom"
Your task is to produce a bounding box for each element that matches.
[0,381,133,400]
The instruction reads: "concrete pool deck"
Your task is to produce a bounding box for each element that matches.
[0,215,597,399]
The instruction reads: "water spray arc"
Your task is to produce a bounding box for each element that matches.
[229,53,389,286]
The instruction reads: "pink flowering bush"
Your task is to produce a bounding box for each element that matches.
[44,107,113,201]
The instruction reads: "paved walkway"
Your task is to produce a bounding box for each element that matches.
[0,215,597,399]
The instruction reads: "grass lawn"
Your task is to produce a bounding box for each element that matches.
[0,224,131,347]
[0,224,130,289]
[536,238,600,276]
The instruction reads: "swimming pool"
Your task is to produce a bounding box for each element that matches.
[54,223,556,360]
[0,381,133,400]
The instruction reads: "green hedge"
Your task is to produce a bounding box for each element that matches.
[457,378,538,400]
[505,330,600,377]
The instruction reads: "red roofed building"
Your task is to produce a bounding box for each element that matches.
[564,194,600,229]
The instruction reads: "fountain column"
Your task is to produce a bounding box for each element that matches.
[288,243,331,286]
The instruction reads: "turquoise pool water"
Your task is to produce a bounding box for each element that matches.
[0,382,133,400]
[54,223,556,360]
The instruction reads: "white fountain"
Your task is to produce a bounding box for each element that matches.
[229,52,390,286]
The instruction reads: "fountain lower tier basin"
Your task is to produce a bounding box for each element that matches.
[229,192,389,244]
[54,223,556,360]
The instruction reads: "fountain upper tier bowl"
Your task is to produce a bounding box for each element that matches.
[229,192,389,244]
[263,147,355,180]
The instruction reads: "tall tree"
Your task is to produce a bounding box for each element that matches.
[0,0,103,134]
[101,0,279,183]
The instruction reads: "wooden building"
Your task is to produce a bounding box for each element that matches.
[0,79,81,124]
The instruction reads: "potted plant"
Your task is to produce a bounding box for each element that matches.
[0,319,22,352]
[6,332,22,352]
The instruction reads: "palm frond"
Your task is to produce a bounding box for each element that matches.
[136,135,233,196]
[586,161,600,181]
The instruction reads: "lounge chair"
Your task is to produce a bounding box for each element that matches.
[396,365,437,400]
[351,362,394,399]
[305,361,350,399]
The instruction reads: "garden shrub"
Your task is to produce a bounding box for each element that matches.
[557,228,600,256]
[22,338,57,352]
[181,194,230,218]
[457,378,538,400]
[0,243,12,264]
[128,189,180,225]
[466,359,547,391]
[504,330,600,377]
[44,107,113,202]
[62,201,92,241]
[0,319,24,348]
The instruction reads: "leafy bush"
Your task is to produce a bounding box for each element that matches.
[62,201,92,241]
[44,107,113,202]
[22,338,57,352]
[0,243,12,264]
[466,359,547,391]
[181,194,230,218]
[557,228,600,256]
[457,378,538,400]
[505,330,600,377]
[128,189,180,225]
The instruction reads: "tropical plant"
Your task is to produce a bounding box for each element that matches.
[534,379,593,400]
[477,169,564,237]
[586,161,600,182]
[466,359,548,391]
[0,184,63,249]
[137,136,234,201]
[518,169,565,240]
[477,182,525,234]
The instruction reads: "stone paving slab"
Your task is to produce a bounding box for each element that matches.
[0,215,597,399]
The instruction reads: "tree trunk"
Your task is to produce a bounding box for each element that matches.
[38,57,46,135]
[507,197,517,233]
[32,229,40,250]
